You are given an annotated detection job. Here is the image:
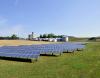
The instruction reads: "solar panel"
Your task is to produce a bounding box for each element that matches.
[0,42,86,62]
[0,46,40,61]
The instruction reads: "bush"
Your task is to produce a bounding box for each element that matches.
[88,37,96,41]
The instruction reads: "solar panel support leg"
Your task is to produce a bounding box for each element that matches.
[35,58,38,62]
[60,52,62,56]
[31,58,38,63]
[31,59,34,63]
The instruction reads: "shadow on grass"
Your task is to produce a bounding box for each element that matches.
[63,51,75,53]
[77,49,83,51]
[0,56,32,63]
[40,54,59,57]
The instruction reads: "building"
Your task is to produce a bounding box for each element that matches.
[28,32,34,40]
[48,38,57,42]
[62,35,69,42]
[28,32,69,42]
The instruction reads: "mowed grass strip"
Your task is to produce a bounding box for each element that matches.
[0,41,99,78]
[0,40,58,46]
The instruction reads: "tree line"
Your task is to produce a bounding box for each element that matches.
[0,34,19,40]
[39,33,63,38]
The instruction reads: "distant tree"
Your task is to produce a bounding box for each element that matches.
[11,34,19,39]
[0,37,4,40]
[47,33,55,38]
[5,36,11,40]
[42,34,47,38]
[39,33,64,38]
[40,34,43,38]
[88,37,96,41]
[56,35,63,38]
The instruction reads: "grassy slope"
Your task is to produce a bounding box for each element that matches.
[69,37,88,42]
[0,41,99,78]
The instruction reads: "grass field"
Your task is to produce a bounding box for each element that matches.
[0,40,56,46]
[0,40,99,78]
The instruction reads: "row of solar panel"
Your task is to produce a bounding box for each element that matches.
[0,42,85,62]
[0,44,85,55]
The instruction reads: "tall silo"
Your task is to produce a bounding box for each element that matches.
[62,35,69,42]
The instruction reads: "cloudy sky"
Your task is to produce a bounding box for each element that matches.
[0,0,100,38]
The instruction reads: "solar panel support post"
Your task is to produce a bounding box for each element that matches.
[35,57,38,62]
[31,58,38,63]
[31,59,34,63]
[52,53,53,56]
[60,52,62,56]
[77,48,83,51]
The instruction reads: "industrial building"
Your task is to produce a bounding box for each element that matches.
[28,32,69,42]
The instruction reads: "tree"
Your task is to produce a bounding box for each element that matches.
[47,33,55,38]
[57,35,63,38]
[39,34,43,38]
[39,33,65,38]
[88,37,96,41]
[11,34,19,39]
[42,34,47,38]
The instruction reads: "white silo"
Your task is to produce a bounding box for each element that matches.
[62,35,69,42]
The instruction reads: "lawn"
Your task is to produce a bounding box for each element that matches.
[0,40,56,46]
[0,40,99,78]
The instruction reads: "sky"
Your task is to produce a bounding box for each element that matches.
[0,0,100,38]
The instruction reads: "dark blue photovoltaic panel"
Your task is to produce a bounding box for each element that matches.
[0,42,86,61]
[0,46,40,59]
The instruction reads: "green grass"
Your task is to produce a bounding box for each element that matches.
[0,42,100,78]
[69,37,88,42]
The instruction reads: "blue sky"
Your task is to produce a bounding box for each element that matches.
[0,0,100,38]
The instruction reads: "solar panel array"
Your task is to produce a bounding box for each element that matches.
[0,42,85,62]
